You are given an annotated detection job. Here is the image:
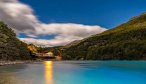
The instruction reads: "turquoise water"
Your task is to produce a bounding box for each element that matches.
[0,61,146,84]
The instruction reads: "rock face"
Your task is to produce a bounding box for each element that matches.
[62,13,146,60]
[0,22,31,61]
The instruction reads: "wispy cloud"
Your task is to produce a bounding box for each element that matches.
[0,0,107,47]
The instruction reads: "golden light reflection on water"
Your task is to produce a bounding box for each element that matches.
[44,61,53,84]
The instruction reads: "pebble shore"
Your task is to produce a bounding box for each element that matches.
[0,60,36,66]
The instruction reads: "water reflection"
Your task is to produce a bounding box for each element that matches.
[44,61,53,84]
[0,64,28,84]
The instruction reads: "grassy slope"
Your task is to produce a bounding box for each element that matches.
[62,13,146,60]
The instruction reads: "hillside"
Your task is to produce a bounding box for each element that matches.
[63,40,81,49]
[62,13,146,60]
[0,22,31,61]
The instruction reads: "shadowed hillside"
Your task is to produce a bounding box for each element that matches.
[0,22,31,61]
[62,13,146,60]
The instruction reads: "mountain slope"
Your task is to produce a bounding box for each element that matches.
[62,13,146,60]
[0,22,31,61]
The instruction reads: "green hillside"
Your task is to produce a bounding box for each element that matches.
[0,22,31,61]
[62,13,146,60]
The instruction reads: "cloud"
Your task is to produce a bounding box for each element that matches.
[35,23,106,37]
[0,0,107,47]
[20,36,76,47]
[0,0,38,34]
[20,23,107,47]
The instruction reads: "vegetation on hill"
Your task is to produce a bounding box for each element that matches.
[0,22,31,61]
[62,13,146,60]
[37,46,62,56]
[27,44,62,57]
[63,40,81,49]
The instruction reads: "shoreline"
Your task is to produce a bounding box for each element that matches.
[0,60,42,66]
[1,60,145,66]
[0,59,59,66]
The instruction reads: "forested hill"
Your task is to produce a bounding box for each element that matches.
[0,22,31,61]
[62,13,146,60]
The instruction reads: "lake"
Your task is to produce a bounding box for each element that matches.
[0,61,146,84]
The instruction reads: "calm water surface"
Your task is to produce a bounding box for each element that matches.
[0,61,146,84]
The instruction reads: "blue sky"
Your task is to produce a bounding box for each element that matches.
[0,0,146,46]
[20,0,146,28]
